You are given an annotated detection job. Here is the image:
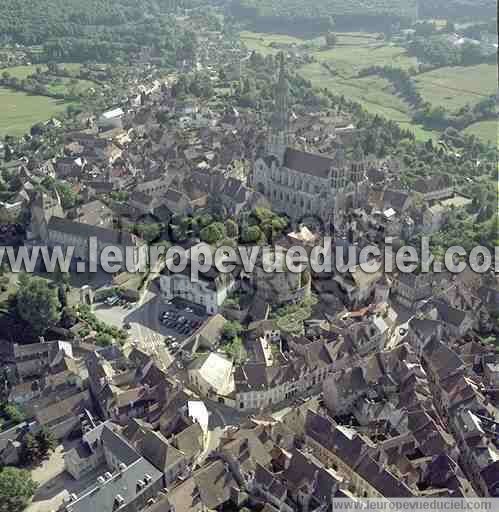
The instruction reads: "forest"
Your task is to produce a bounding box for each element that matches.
[417,0,496,19]
[229,0,417,34]
[229,0,495,34]
[0,0,197,63]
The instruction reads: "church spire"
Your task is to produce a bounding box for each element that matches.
[267,52,289,160]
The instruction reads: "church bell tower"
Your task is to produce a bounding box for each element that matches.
[267,53,289,162]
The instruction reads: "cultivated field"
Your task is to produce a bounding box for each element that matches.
[0,63,96,136]
[0,87,68,136]
[463,120,497,144]
[45,76,96,96]
[312,38,419,76]
[241,30,494,142]
[240,30,309,55]
[415,64,496,111]
[1,64,48,79]
[2,63,83,79]
[299,61,438,140]
[240,31,433,140]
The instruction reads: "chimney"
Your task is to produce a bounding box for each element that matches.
[114,494,125,510]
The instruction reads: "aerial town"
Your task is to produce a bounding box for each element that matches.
[0,1,497,512]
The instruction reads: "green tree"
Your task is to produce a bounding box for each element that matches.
[135,223,162,243]
[17,276,62,334]
[225,219,239,238]
[194,213,213,230]
[36,427,56,458]
[241,225,262,244]
[4,404,25,424]
[55,182,79,209]
[223,320,243,341]
[61,306,78,328]
[20,434,40,467]
[95,332,113,347]
[0,467,37,512]
[200,222,226,245]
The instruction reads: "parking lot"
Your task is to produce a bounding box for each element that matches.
[157,300,207,354]
[93,292,208,369]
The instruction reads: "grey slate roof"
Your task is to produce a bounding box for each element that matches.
[433,300,468,327]
[139,429,185,472]
[283,147,333,179]
[48,216,139,246]
[67,425,162,512]
[382,189,410,212]
[66,458,162,512]
[173,423,202,459]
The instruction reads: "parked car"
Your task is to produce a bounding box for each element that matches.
[106,296,120,306]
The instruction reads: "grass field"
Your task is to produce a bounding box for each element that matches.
[1,63,83,79]
[45,76,96,96]
[1,64,47,79]
[1,64,94,96]
[0,87,69,136]
[241,31,419,75]
[0,63,93,136]
[242,31,436,140]
[463,120,497,144]
[415,64,496,111]
[300,61,438,140]
[240,30,311,55]
[311,39,419,77]
[241,30,494,142]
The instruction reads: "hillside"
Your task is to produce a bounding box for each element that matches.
[418,0,496,19]
[230,0,417,33]
[0,0,185,62]
[229,0,495,34]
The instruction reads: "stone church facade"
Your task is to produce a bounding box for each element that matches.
[251,55,367,230]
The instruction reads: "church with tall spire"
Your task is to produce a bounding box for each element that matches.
[252,54,367,232]
[267,52,290,160]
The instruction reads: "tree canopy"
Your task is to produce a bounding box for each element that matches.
[16,275,62,334]
[0,0,197,64]
[0,467,38,512]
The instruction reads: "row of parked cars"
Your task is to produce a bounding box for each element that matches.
[160,310,203,337]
